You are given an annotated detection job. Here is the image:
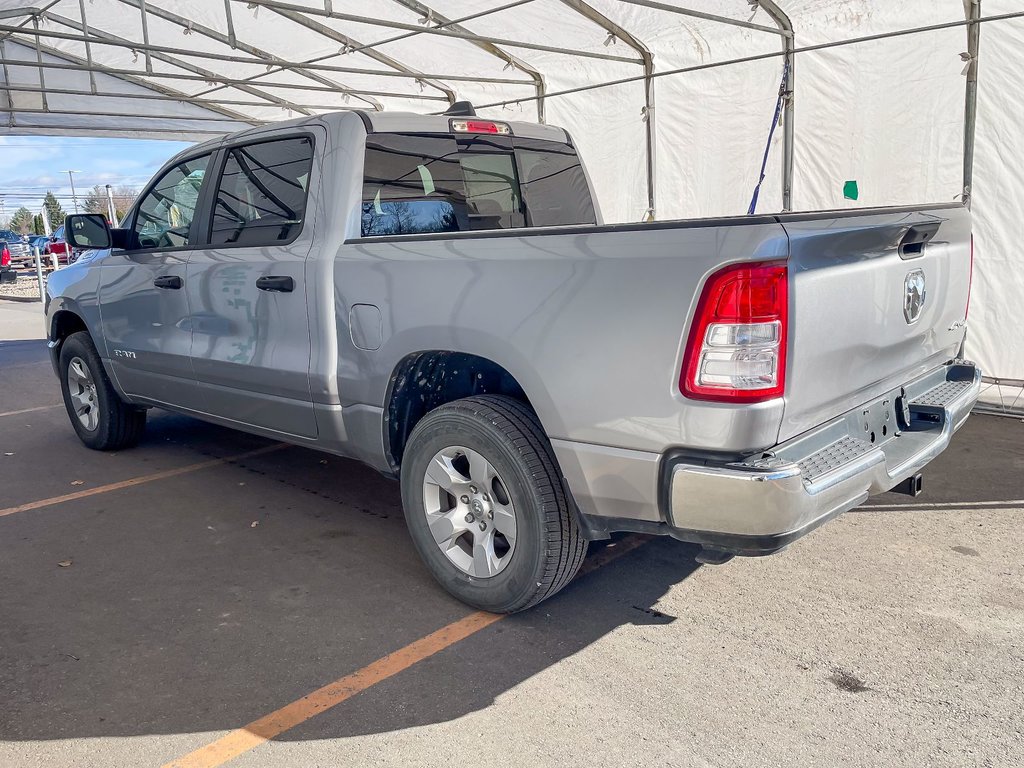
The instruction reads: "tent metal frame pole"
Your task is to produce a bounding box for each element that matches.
[258,4,456,105]
[0,8,41,20]
[0,23,534,85]
[223,0,237,50]
[36,13,306,118]
[31,15,47,111]
[0,53,471,98]
[348,0,536,57]
[8,36,257,124]
[138,0,153,73]
[76,0,97,94]
[759,0,795,211]
[0,105,271,123]
[558,0,656,220]
[619,0,790,37]
[389,0,546,122]
[234,0,643,65]
[475,11,1024,109]
[163,0,540,104]
[1,123,234,136]
[0,40,13,128]
[0,82,446,109]
[111,0,383,112]
[962,0,981,208]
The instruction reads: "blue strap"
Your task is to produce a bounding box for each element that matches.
[747,59,790,215]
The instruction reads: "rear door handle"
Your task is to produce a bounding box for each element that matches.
[153,275,182,290]
[256,275,295,293]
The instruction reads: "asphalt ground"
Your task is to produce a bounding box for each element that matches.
[1,333,1022,768]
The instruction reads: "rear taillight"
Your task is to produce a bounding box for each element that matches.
[1,246,9,267]
[966,234,974,320]
[681,261,788,403]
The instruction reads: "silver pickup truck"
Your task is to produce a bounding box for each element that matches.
[47,107,980,612]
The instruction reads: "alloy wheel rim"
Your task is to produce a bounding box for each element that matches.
[421,446,517,578]
[67,356,100,431]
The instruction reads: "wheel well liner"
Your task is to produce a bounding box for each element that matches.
[51,309,88,342]
[384,351,532,470]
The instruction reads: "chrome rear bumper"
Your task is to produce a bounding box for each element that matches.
[666,361,981,555]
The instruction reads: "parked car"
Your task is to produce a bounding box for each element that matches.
[0,229,31,267]
[47,225,73,263]
[46,107,980,612]
[27,234,52,254]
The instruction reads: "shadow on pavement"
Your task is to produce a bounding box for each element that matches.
[0,344,703,744]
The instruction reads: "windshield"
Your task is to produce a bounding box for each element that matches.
[361,133,596,237]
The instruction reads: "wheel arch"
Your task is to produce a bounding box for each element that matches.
[46,301,93,377]
[50,307,89,343]
[383,350,541,472]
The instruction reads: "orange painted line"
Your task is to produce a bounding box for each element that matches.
[0,443,287,518]
[0,404,61,418]
[164,533,653,768]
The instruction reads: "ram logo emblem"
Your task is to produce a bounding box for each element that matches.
[904,269,926,324]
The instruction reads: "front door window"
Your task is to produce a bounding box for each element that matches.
[131,155,211,250]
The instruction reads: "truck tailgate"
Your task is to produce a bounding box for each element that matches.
[779,204,971,443]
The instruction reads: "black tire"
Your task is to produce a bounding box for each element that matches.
[59,331,146,451]
[400,395,587,613]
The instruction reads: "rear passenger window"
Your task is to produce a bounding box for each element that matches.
[459,152,524,230]
[209,136,314,246]
[361,136,467,237]
[360,133,595,237]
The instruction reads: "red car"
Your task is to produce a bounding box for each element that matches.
[48,225,70,261]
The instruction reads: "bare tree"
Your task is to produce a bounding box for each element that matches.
[112,185,139,218]
[82,184,140,221]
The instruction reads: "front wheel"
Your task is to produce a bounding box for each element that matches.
[400,395,587,613]
[59,331,146,450]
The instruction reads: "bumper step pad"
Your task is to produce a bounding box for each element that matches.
[797,436,872,484]
[911,379,973,408]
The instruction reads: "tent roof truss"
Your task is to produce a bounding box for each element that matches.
[2,1,1022,211]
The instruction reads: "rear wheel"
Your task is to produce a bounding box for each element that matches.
[59,331,146,450]
[400,395,587,613]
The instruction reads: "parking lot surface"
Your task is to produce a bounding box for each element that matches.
[1,335,1022,768]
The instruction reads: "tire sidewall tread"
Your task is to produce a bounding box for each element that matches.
[401,395,585,613]
[59,331,145,451]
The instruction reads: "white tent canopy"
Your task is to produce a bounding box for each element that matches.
[1,0,1022,403]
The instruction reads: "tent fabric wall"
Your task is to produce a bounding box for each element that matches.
[969,1,1024,396]
[0,0,1021,390]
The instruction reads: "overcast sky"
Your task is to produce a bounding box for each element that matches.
[0,136,193,225]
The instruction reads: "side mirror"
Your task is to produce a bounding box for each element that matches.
[65,214,112,250]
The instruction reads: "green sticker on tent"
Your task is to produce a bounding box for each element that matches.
[843,180,859,200]
[417,164,435,196]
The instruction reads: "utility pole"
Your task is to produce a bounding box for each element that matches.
[64,170,82,214]
[105,184,120,226]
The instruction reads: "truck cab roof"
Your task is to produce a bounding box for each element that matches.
[178,108,573,164]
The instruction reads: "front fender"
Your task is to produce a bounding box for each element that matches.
[45,259,105,376]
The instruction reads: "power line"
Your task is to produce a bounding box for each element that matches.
[1,183,146,188]
[0,140,194,148]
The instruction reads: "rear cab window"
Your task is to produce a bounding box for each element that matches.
[360,132,595,237]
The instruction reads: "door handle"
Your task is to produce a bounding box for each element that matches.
[898,223,940,259]
[153,275,182,290]
[256,275,295,293]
